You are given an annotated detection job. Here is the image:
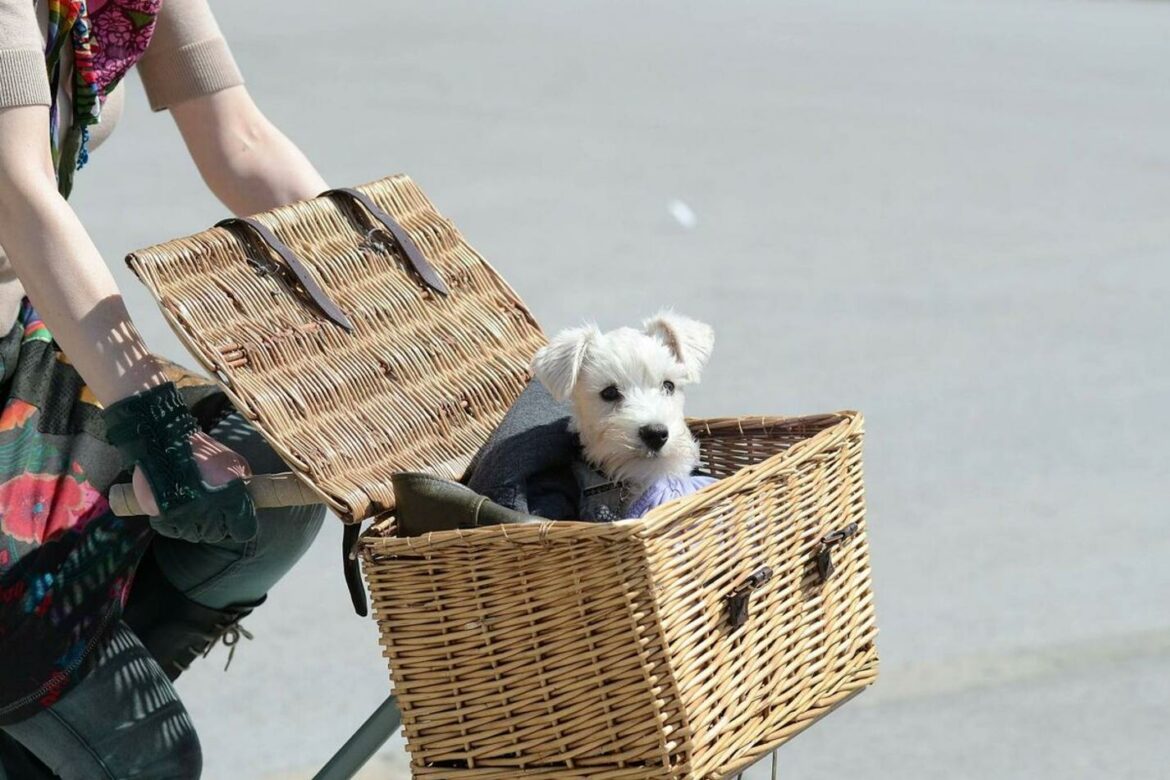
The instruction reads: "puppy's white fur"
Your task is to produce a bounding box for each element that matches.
[532,311,714,489]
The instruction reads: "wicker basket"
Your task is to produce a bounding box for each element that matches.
[125,175,878,779]
[363,413,876,779]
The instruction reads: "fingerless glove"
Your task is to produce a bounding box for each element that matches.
[104,382,256,543]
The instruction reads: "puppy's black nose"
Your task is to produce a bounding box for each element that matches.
[639,424,669,451]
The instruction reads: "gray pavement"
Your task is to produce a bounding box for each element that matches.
[69,0,1168,777]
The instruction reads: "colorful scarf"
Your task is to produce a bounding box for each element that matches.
[42,0,162,197]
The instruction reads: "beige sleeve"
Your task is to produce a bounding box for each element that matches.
[136,0,244,112]
[0,0,51,109]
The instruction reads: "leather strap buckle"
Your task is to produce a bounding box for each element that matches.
[322,187,450,296]
[217,216,355,333]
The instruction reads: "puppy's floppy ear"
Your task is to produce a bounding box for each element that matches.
[531,324,600,401]
[642,310,714,383]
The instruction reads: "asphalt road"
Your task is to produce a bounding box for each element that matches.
[69,0,1168,777]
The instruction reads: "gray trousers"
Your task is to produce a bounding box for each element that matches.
[0,412,325,780]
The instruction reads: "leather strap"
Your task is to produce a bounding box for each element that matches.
[342,523,369,617]
[217,216,355,333]
[322,187,450,296]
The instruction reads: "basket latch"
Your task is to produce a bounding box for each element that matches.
[815,522,860,582]
[726,566,774,628]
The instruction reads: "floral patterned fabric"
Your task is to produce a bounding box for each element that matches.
[45,0,162,194]
[0,299,226,724]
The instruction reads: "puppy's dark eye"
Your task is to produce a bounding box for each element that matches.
[600,385,622,402]
[662,380,676,395]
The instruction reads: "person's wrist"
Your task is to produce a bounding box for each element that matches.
[103,381,195,438]
[97,355,172,408]
[104,382,202,511]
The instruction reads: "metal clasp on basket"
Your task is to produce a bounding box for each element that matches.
[357,227,396,257]
[726,566,774,628]
[815,522,860,582]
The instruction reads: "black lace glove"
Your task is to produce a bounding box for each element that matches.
[104,382,256,543]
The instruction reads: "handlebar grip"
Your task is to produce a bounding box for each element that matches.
[108,472,323,517]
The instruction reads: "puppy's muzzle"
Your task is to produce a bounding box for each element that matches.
[638,424,670,452]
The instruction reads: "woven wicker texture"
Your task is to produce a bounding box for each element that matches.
[362,413,878,779]
[125,176,545,522]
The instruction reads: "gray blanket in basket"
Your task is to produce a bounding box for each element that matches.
[464,379,632,521]
[463,380,582,520]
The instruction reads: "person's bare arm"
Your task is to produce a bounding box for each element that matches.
[170,85,327,215]
[0,104,170,405]
[0,104,248,515]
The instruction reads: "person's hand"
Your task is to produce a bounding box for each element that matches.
[131,432,252,515]
[105,382,257,543]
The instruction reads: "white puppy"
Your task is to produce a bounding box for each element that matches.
[532,311,714,490]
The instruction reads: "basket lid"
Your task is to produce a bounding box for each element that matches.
[126,175,546,523]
